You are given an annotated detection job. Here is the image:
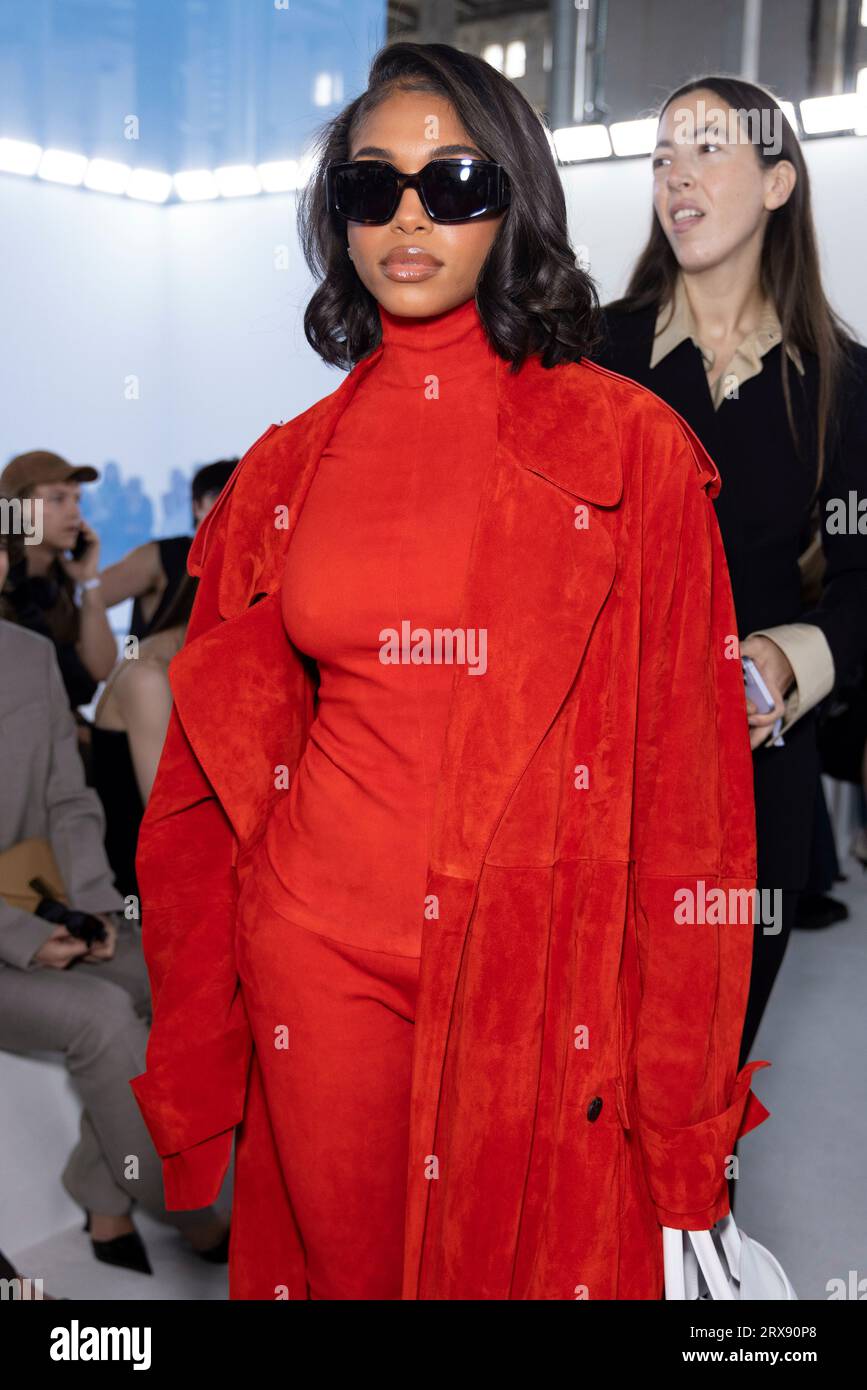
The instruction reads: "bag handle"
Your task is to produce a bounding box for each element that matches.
[664,1215,742,1300]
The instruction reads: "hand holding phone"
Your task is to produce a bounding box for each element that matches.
[742,656,784,747]
[71,527,89,561]
[59,519,100,583]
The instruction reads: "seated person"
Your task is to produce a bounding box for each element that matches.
[99,459,236,640]
[91,575,197,904]
[0,453,116,775]
[0,528,228,1274]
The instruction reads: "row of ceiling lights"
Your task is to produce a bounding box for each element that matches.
[0,143,312,201]
[0,88,863,203]
[554,86,867,160]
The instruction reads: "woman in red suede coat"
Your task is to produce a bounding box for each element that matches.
[129,41,771,1300]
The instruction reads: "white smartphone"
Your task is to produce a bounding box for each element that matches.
[742,656,784,746]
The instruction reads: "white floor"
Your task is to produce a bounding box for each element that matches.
[8,856,866,1302]
[9,1200,232,1301]
[735,851,867,1301]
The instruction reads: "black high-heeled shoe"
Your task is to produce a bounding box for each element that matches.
[82,1212,153,1276]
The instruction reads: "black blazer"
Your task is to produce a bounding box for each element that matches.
[594,304,867,889]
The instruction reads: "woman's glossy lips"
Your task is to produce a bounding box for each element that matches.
[379,248,443,281]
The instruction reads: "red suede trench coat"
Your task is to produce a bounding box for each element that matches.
[130,341,772,1301]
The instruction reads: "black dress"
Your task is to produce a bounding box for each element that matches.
[129,535,192,640]
[593,305,867,1063]
[90,724,145,908]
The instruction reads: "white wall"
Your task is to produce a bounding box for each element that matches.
[161,194,338,475]
[1,178,170,484]
[1,133,865,524]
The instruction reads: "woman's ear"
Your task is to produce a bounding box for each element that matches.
[764,158,797,212]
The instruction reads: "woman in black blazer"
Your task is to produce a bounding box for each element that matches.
[594,75,867,1069]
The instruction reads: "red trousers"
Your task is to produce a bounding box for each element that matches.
[235,844,421,1299]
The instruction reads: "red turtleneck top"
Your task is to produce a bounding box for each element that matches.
[261,294,500,956]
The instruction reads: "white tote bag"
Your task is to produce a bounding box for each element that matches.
[663,1214,798,1300]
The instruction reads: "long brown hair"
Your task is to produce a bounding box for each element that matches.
[1,487,80,642]
[610,75,856,499]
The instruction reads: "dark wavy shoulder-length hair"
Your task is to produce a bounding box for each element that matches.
[298,41,600,372]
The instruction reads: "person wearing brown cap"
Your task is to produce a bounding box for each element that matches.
[0,452,118,758]
[0,534,230,1276]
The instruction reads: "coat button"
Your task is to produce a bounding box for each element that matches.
[586,1097,603,1122]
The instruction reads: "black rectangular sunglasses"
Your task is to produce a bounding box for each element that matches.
[325,158,512,225]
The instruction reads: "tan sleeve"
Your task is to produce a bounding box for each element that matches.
[746,622,836,737]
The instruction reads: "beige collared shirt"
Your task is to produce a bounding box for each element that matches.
[651,276,833,743]
[650,272,805,407]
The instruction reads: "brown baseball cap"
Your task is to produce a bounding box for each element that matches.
[0,450,99,497]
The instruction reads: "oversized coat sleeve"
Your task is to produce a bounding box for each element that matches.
[628,412,772,1231]
[128,444,258,1211]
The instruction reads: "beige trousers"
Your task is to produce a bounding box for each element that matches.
[0,918,219,1235]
